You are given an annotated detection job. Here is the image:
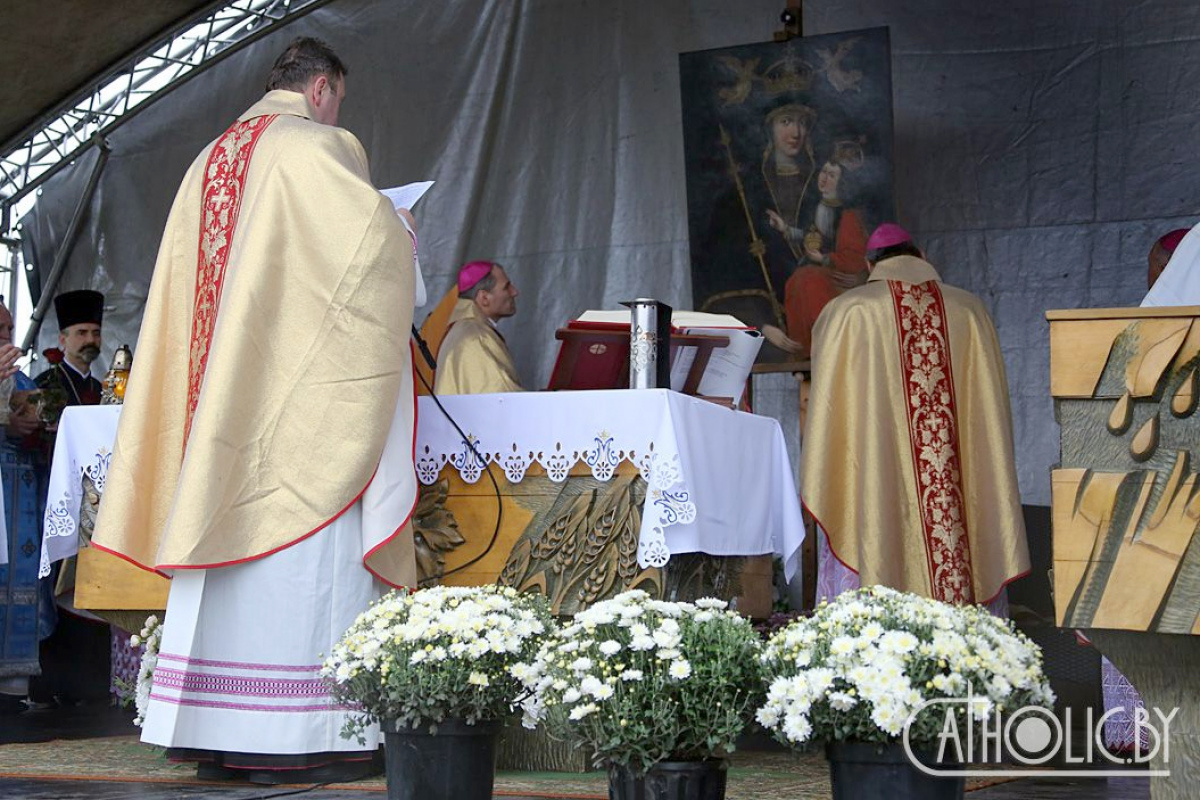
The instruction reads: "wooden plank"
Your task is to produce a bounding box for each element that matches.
[74,546,168,610]
[1048,319,1128,398]
[1046,305,1200,321]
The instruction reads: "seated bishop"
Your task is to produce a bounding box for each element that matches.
[802,223,1030,614]
[433,260,523,395]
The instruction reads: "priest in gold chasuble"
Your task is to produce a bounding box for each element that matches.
[91,38,418,779]
[433,260,523,395]
[802,224,1029,609]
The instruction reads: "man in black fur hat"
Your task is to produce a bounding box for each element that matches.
[35,289,104,407]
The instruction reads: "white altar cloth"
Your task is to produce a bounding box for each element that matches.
[416,389,805,579]
[41,390,806,582]
[40,405,121,578]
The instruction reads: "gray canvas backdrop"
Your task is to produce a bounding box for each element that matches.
[22,0,1200,507]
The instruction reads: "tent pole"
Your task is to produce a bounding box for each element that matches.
[20,136,110,353]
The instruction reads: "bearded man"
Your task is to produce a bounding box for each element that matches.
[36,290,104,406]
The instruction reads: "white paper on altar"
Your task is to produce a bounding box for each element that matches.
[667,327,763,404]
[40,405,123,577]
[415,388,805,580]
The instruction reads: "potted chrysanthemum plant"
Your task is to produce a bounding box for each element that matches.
[757,586,1055,800]
[322,585,552,800]
[514,589,764,800]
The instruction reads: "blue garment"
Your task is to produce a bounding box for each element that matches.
[0,376,53,682]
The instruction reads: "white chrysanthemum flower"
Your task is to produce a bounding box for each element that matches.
[568,702,599,720]
[629,634,656,651]
[669,660,692,680]
[620,669,643,682]
[829,636,856,658]
[599,640,621,656]
[782,712,813,743]
[829,691,857,711]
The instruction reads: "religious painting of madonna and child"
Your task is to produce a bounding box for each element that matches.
[679,28,895,365]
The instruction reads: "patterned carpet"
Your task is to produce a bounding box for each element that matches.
[0,736,1016,799]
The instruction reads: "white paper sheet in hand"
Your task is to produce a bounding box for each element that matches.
[381,180,435,211]
[381,181,435,307]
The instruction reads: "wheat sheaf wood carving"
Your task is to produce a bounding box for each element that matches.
[497,474,661,615]
[413,479,466,587]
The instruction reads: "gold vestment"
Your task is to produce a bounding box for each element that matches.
[92,91,417,587]
[433,298,522,395]
[802,256,1029,603]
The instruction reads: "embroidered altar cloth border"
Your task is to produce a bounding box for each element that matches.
[416,389,805,578]
[41,391,807,581]
[41,405,122,577]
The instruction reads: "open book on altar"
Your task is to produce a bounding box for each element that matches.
[547,310,763,404]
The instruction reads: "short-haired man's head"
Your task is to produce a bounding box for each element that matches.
[866,241,922,266]
[265,37,347,93]
[461,263,518,321]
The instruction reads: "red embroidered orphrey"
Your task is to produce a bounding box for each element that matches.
[887,280,975,604]
[184,114,278,448]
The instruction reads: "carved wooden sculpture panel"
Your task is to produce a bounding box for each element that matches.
[1049,308,1200,633]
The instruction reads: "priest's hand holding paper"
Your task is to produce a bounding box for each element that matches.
[382,181,433,308]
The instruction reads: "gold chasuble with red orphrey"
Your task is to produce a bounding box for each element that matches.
[802,256,1029,604]
[92,91,418,588]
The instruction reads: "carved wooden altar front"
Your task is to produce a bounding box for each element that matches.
[417,461,771,617]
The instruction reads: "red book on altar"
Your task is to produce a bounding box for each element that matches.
[546,310,762,404]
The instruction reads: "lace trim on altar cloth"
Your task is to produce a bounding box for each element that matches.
[39,448,112,578]
[414,431,695,569]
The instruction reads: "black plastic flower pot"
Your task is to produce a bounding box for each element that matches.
[607,758,728,800]
[826,741,964,800]
[381,717,501,800]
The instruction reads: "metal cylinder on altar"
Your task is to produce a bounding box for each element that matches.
[621,298,672,389]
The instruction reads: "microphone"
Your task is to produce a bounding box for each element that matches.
[411,325,437,371]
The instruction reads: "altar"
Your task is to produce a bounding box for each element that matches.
[44,389,804,617]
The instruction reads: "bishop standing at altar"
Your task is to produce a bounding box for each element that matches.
[803,224,1029,612]
[91,37,419,782]
[433,260,524,395]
